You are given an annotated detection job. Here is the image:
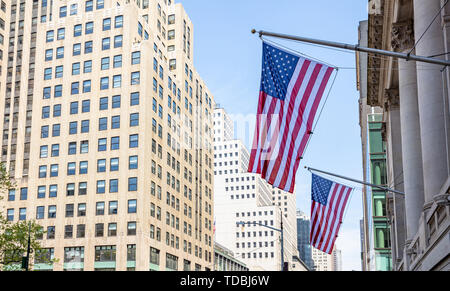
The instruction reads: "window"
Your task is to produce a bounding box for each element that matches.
[73,43,82,56]
[67,183,75,196]
[95,224,104,237]
[50,164,59,177]
[80,141,89,154]
[97,0,105,9]
[129,134,139,148]
[44,68,52,80]
[85,0,94,12]
[110,158,119,171]
[96,202,105,215]
[108,223,117,236]
[37,186,46,199]
[112,95,121,108]
[49,185,58,198]
[97,159,106,173]
[97,180,106,194]
[85,41,93,53]
[83,80,91,93]
[103,18,111,31]
[99,117,108,131]
[55,85,63,98]
[98,138,107,151]
[100,77,109,90]
[56,47,64,59]
[70,4,78,15]
[79,161,88,174]
[111,116,120,129]
[81,120,90,133]
[102,37,110,50]
[111,137,120,150]
[109,201,118,215]
[82,100,90,113]
[57,28,65,40]
[85,22,94,34]
[46,30,54,42]
[84,60,92,73]
[70,102,78,114]
[55,66,64,78]
[36,206,45,220]
[128,177,137,192]
[43,87,51,99]
[128,200,137,214]
[109,179,118,193]
[127,222,137,236]
[72,62,81,75]
[101,57,110,70]
[67,163,76,175]
[51,144,60,157]
[131,72,140,85]
[113,75,122,88]
[113,55,122,68]
[60,6,67,17]
[45,49,53,61]
[79,183,87,196]
[131,51,141,65]
[71,82,80,95]
[129,156,138,170]
[114,35,123,48]
[69,121,78,135]
[39,165,47,178]
[130,92,139,106]
[130,113,139,127]
[74,24,82,37]
[115,15,123,28]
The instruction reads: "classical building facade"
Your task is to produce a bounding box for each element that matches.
[358,0,450,271]
[0,0,215,271]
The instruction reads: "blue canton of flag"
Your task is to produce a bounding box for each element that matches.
[311,174,334,205]
[260,43,300,101]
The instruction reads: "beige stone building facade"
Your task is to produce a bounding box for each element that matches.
[359,0,450,271]
[0,0,215,271]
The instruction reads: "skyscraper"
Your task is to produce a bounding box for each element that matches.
[0,0,215,271]
[296,210,314,270]
[213,106,299,271]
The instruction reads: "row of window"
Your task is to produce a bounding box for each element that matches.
[6,200,137,221]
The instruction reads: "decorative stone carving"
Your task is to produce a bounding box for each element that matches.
[384,88,400,110]
[391,21,415,53]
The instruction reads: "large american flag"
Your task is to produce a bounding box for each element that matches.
[310,174,353,254]
[248,42,335,193]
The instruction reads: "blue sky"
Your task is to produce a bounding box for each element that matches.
[180,0,369,270]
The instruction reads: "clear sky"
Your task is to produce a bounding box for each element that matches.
[180,0,369,271]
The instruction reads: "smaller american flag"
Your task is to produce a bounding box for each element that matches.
[310,173,353,254]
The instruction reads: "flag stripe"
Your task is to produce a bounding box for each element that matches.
[323,187,352,254]
[284,67,335,192]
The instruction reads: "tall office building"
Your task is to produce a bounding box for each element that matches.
[311,246,341,271]
[296,210,314,270]
[0,0,215,271]
[213,107,300,271]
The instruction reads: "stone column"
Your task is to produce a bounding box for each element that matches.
[413,0,449,205]
[383,88,407,265]
[391,21,425,242]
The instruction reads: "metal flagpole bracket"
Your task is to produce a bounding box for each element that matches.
[305,166,406,196]
[252,29,450,67]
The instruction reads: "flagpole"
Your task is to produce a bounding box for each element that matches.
[305,166,405,196]
[251,29,450,67]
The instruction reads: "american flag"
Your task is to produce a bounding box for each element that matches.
[310,174,353,254]
[248,42,335,193]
